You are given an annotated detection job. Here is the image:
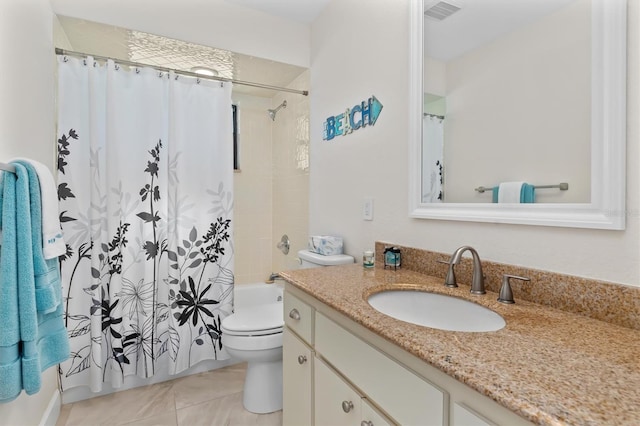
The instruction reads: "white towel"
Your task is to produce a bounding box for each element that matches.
[498,181,524,203]
[13,158,66,259]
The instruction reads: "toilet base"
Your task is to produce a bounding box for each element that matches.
[243,359,283,414]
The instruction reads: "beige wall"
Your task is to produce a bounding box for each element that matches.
[424,56,446,96]
[0,0,60,424]
[310,0,640,286]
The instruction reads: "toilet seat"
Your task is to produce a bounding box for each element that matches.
[222,331,283,351]
[221,302,284,337]
[222,326,283,337]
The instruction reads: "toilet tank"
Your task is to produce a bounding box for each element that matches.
[298,249,354,269]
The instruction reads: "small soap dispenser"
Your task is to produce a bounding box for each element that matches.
[498,274,530,304]
[383,246,401,269]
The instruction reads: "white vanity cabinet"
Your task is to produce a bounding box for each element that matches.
[283,285,532,426]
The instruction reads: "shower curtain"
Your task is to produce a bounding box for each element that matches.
[422,115,444,203]
[56,56,234,392]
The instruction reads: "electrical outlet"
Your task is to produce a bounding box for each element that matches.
[363,197,374,220]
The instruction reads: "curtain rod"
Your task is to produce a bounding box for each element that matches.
[55,48,309,97]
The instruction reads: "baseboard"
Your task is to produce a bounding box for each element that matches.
[39,390,61,426]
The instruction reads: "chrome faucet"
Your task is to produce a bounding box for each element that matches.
[266,272,282,284]
[447,246,485,294]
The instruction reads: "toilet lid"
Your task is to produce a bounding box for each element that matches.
[221,302,284,334]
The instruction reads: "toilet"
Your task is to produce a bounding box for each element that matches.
[221,249,354,414]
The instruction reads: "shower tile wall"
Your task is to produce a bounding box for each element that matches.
[234,71,310,284]
[233,94,274,285]
[272,70,310,274]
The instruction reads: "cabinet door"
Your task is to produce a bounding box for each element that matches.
[451,403,496,426]
[315,358,362,426]
[283,328,313,426]
[361,399,393,426]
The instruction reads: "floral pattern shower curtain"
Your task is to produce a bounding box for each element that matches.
[56,56,234,392]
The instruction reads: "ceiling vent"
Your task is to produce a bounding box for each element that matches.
[424,1,461,21]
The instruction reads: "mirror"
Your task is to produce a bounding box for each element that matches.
[408,0,627,229]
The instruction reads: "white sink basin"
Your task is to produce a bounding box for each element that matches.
[367,290,505,332]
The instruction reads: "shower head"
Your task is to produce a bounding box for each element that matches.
[268,100,287,121]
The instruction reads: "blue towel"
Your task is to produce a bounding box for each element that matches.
[0,163,69,402]
[491,187,499,203]
[520,183,536,203]
[13,160,68,394]
[0,169,22,401]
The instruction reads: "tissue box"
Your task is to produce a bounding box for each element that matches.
[308,236,343,256]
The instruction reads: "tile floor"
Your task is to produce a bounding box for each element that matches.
[55,363,282,426]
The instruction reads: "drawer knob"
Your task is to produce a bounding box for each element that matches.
[361,422,374,426]
[342,400,354,413]
[297,355,307,364]
[289,308,301,320]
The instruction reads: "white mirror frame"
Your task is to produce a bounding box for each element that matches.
[409,0,627,230]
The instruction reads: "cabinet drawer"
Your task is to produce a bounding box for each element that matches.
[283,328,313,426]
[316,313,446,426]
[284,291,313,344]
[315,357,362,426]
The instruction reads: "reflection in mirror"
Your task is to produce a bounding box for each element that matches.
[409,0,626,228]
[422,0,590,204]
[422,94,445,202]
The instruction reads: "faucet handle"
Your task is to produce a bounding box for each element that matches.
[498,274,530,304]
[437,259,458,288]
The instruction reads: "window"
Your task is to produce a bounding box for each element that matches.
[232,104,239,170]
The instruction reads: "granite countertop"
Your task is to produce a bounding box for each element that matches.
[280,264,640,426]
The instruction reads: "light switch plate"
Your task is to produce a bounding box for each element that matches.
[363,197,374,220]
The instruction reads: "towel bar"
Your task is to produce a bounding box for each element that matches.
[0,162,16,173]
[475,182,569,193]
